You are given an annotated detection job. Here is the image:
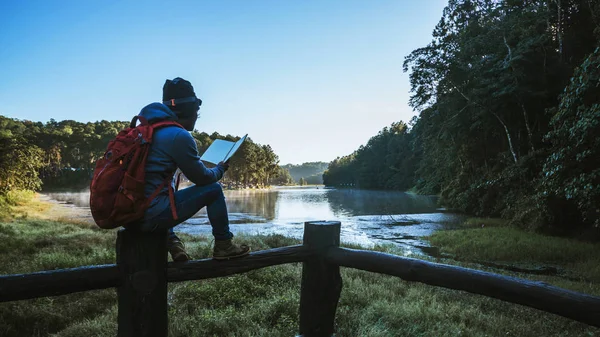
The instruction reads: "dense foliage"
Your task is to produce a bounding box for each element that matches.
[540,47,600,230]
[0,117,128,192]
[281,162,329,184]
[0,124,45,194]
[0,116,285,192]
[324,122,417,190]
[324,0,600,235]
[268,166,295,186]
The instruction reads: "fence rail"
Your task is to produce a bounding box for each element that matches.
[326,247,600,327]
[0,221,599,336]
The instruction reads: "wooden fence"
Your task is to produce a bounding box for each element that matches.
[0,221,599,336]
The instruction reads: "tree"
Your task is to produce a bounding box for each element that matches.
[281,162,329,183]
[0,117,45,194]
[401,0,599,222]
[540,47,600,231]
[323,121,416,191]
[324,0,600,233]
[0,115,284,192]
[269,166,294,186]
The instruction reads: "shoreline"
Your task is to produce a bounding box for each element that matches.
[32,193,600,282]
[38,190,463,258]
[1,195,599,336]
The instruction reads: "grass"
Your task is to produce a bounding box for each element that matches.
[429,219,600,283]
[457,217,508,228]
[0,190,51,221]
[0,199,599,336]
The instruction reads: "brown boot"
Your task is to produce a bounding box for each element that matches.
[213,239,251,260]
[167,235,191,262]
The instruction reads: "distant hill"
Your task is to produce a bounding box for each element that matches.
[281,162,329,184]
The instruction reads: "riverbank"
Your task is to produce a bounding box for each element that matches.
[0,196,599,336]
[39,188,461,253]
[428,219,600,291]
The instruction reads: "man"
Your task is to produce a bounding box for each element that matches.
[137,77,250,261]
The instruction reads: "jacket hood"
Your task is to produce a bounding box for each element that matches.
[138,103,179,124]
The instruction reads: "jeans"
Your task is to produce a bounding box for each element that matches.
[140,182,233,241]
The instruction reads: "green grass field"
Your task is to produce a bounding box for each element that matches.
[429,220,600,286]
[0,197,599,336]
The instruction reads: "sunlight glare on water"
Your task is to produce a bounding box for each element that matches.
[45,186,463,256]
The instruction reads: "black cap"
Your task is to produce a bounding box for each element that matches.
[162,77,202,116]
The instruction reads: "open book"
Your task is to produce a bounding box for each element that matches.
[200,134,248,165]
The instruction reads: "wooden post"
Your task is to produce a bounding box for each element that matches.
[299,221,342,337]
[116,228,168,337]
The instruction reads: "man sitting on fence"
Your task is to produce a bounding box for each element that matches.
[138,77,250,261]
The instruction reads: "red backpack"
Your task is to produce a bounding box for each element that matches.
[90,116,182,229]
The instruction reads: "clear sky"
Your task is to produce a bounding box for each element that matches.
[0,0,446,165]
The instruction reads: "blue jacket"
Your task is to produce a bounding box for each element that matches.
[138,103,225,219]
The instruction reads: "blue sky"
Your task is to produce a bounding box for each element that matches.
[0,0,446,164]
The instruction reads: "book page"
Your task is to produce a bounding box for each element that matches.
[224,134,248,162]
[200,139,235,165]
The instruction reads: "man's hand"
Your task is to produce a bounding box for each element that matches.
[218,161,230,172]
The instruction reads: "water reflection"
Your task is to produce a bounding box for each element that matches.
[46,187,439,220]
[196,189,280,221]
[325,188,438,217]
[45,186,463,256]
[275,188,333,223]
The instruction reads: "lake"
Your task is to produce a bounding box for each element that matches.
[45,186,463,257]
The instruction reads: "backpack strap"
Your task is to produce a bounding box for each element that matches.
[144,175,179,221]
[146,177,169,208]
[130,115,149,128]
[151,120,184,130]
[129,116,183,130]
[141,119,185,222]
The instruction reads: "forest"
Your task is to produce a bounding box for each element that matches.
[0,116,287,193]
[3,0,599,236]
[280,162,329,185]
[324,0,600,236]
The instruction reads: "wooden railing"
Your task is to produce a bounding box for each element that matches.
[1,221,599,336]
